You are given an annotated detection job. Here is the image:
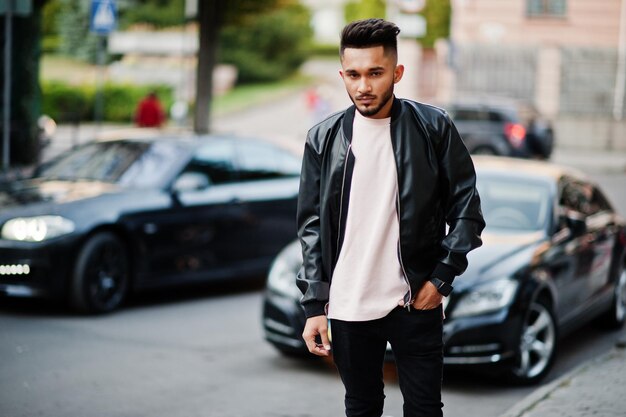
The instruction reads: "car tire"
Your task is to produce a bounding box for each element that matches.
[70,231,130,314]
[506,298,558,385]
[596,262,626,330]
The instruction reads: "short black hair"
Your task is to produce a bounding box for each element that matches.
[340,18,400,58]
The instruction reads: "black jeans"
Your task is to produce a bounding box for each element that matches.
[330,305,444,417]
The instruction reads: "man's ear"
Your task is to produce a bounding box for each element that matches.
[394,65,405,84]
[339,70,344,79]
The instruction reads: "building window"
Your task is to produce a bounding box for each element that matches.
[527,0,567,17]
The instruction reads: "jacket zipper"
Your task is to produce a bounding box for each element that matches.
[396,194,413,311]
[335,143,352,260]
[396,190,412,311]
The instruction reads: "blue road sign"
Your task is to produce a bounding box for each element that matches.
[90,0,117,35]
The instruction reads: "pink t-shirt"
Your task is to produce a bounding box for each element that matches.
[327,111,409,321]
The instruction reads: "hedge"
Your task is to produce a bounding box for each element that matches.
[41,81,174,123]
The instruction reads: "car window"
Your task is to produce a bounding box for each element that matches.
[559,178,597,215]
[560,178,613,216]
[589,187,613,214]
[235,141,301,181]
[488,111,506,122]
[477,175,551,231]
[38,141,152,183]
[180,141,238,185]
[118,142,181,187]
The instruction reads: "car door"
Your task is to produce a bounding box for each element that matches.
[130,140,248,287]
[230,140,300,267]
[581,185,618,304]
[551,177,599,322]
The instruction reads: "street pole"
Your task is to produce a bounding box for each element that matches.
[94,35,106,127]
[2,0,13,172]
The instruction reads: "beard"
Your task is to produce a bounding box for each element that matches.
[348,80,395,118]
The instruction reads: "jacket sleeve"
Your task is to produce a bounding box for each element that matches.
[295,138,329,318]
[432,114,486,284]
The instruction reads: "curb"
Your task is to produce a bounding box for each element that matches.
[501,347,623,417]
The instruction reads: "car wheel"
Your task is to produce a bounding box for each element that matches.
[70,232,130,314]
[597,263,626,330]
[472,146,498,156]
[507,299,557,385]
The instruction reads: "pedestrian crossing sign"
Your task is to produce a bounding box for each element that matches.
[90,0,117,35]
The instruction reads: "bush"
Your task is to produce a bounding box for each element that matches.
[41,81,94,123]
[220,3,313,84]
[42,81,174,123]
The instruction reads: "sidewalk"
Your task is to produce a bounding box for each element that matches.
[551,148,626,175]
[502,340,626,417]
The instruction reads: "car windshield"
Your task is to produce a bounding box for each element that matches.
[477,174,551,232]
[36,140,180,187]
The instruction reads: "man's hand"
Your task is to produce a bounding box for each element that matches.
[411,280,443,310]
[302,315,331,356]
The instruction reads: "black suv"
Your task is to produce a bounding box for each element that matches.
[445,101,555,159]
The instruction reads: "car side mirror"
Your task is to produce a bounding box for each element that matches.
[172,172,211,193]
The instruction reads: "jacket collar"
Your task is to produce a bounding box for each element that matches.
[341,97,403,144]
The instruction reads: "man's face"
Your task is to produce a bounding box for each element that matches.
[340,46,404,119]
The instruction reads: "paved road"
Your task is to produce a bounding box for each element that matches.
[1,267,625,417]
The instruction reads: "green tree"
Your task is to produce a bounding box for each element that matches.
[41,0,61,51]
[56,0,99,62]
[418,0,451,49]
[119,0,185,29]
[344,0,386,22]
[219,3,312,83]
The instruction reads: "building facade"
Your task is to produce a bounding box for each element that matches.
[448,0,626,150]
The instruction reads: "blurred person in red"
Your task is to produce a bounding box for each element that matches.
[135,91,165,127]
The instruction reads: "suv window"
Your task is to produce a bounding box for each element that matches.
[450,107,507,122]
[453,109,490,121]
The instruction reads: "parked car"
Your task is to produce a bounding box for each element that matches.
[262,156,626,384]
[0,135,301,313]
[446,100,555,159]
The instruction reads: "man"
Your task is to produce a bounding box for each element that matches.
[296,19,485,417]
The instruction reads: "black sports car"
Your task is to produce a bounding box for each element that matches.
[262,156,626,384]
[0,135,301,313]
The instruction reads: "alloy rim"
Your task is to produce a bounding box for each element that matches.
[513,302,556,379]
[86,241,126,310]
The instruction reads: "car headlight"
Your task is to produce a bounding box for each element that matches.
[1,216,75,242]
[451,278,518,318]
[267,242,302,299]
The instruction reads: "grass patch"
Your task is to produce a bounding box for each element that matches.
[41,53,317,119]
[213,74,315,116]
[40,54,98,84]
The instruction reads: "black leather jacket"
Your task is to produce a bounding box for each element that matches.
[296,98,485,318]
